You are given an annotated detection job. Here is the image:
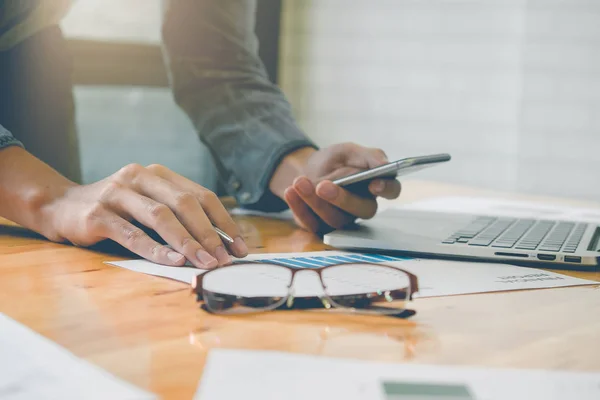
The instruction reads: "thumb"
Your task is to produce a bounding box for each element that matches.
[318,166,363,182]
[345,145,389,169]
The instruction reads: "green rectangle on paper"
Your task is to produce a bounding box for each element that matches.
[383,381,474,399]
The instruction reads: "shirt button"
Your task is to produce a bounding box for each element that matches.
[231,181,241,190]
[240,192,252,203]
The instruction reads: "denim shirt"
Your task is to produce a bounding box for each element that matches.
[0,0,70,154]
[0,124,22,149]
[0,0,317,211]
[0,0,71,51]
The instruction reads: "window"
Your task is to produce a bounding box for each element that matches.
[61,0,217,188]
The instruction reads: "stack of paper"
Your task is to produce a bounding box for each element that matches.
[0,313,155,400]
[196,349,600,400]
[400,196,600,223]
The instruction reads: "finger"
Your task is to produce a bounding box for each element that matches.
[293,176,355,229]
[316,180,378,220]
[284,187,320,233]
[98,213,187,267]
[318,166,363,184]
[132,175,232,266]
[343,144,389,170]
[369,179,402,199]
[146,164,247,258]
[371,147,389,162]
[363,147,389,167]
[104,187,218,269]
[195,190,248,258]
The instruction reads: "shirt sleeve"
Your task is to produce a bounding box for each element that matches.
[0,124,24,150]
[161,0,317,212]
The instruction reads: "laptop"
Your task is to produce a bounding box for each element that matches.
[324,208,600,270]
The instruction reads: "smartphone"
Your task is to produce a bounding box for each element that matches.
[332,153,451,193]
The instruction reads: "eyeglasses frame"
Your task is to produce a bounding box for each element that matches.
[191,260,419,316]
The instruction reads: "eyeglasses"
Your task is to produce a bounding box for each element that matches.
[191,261,419,317]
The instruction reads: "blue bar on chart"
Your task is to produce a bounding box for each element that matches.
[267,258,317,269]
[249,253,411,269]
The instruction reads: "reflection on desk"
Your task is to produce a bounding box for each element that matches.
[0,181,599,400]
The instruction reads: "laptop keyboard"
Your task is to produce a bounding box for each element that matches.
[443,217,588,253]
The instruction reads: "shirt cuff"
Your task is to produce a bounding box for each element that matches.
[0,125,24,150]
[236,138,319,212]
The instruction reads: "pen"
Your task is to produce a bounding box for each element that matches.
[214,226,234,244]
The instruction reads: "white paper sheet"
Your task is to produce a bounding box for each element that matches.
[107,251,598,299]
[0,313,156,400]
[401,196,600,223]
[196,349,600,400]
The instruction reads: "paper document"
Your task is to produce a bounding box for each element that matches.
[107,251,598,299]
[196,349,600,400]
[0,313,156,400]
[401,196,600,223]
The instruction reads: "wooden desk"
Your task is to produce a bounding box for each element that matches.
[1,181,599,399]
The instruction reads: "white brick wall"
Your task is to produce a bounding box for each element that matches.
[280,0,600,200]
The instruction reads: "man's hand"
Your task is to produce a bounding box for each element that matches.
[269,143,402,233]
[41,164,248,268]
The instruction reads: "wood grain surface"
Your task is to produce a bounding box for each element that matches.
[1,180,599,399]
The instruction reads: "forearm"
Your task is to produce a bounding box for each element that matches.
[0,146,75,237]
[161,0,316,211]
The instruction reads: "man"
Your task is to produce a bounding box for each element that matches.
[0,0,401,269]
